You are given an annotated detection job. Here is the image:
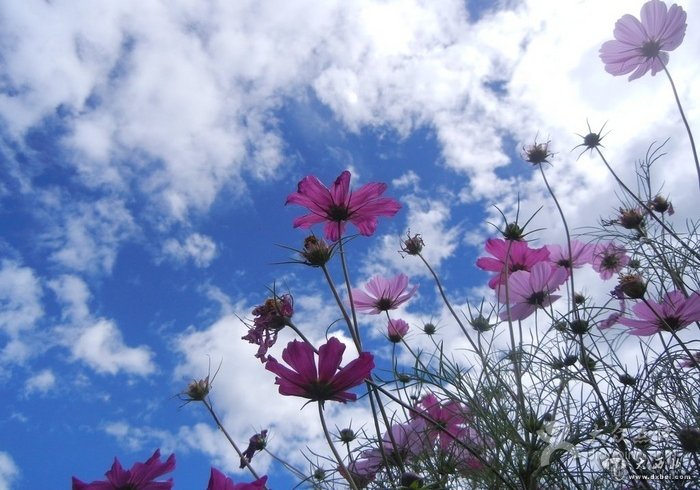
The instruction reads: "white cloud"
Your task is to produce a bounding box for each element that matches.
[48,274,91,323]
[0,451,18,490]
[103,420,178,454]
[24,369,56,397]
[0,260,43,364]
[71,319,155,376]
[162,233,218,268]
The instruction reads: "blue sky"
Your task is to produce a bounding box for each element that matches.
[1,0,699,488]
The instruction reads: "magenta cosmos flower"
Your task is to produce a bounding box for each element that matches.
[600,0,687,81]
[498,262,569,321]
[207,468,268,490]
[592,242,629,280]
[265,337,374,404]
[619,291,700,336]
[286,170,401,241]
[476,238,550,289]
[72,449,175,490]
[352,274,417,314]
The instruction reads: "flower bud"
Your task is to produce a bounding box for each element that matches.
[618,373,637,387]
[649,195,674,215]
[183,377,210,401]
[423,323,437,335]
[618,208,644,229]
[388,318,410,343]
[401,233,424,255]
[400,472,424,488]
[301,235,333,267]
[618,274,646,299]
[522,140,553,165]
[569,319,590,335]
[339,428,356,443]
[469,315,493,333]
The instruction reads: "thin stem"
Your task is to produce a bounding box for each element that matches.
[337,236,362,351]
[202,398,264,484]
[660,63,700,192]
[318,402,360,490]
[320,264,360,351]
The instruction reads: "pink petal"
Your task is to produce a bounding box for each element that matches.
[331,351,374,391]
[282,340,317,379]
[329,171,351,206]
[317,337,345,383]
[640,0,668,40]
[613,14,647,46]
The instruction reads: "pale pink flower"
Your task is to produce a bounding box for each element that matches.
[498,262,569,321]
[387,318,410,342]
[476,238,550,289]
[592,242,629,280]
[619,291,700,336]
[413,394,473,450]
[546,240,594,272]
[72,449,175,490]
[352,274,417,314]
[600,0,687,81]
[265,337,374,404]
[286,170,401,241]
[207,468,267,490]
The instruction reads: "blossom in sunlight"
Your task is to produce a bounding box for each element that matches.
[72,449,175,490]
[476,238,550,289]
[239,430,268,469]
[619,291,700,336]
[387,318,410,342]
[591,242,629,280]
[546,240,594,272]
[498,262,569,321]
[265,337,374,404]
[286,170,401,241]
[352,274,417,314]
[242,294,294,362]
[600,0,687,81]
[207,468,268,490]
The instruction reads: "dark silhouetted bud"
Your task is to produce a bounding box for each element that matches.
[618,373,637,387]
[678,428,700,453]
[401,233,424,255]
[618,274,646,299]
[569,319,590,335]
[339,428,356,443]
[423,323,437,335]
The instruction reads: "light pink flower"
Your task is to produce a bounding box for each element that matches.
[72,449,175,490]
[286,170,401,241]
[265,337,374,404]
[592,242,629,280]
[619,291,700,336]
[546,240,594,272]
[352,274,417,314]
[207,468,267,490]
[387,318,410,342]
[476,238,550,289]
[600,0,687,81]
[498,262,569,321]
[413,394,473,450]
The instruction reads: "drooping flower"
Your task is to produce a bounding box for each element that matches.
[352,274,417,314]
[546,240,594,272]
[476,238,550,289]
[242,294,294,362]
[387,318,410,342]
[600,0,687,81]
[239,430,268,469]
[207,468,268,490]
[72,449,175,490]
[619,291,700,336]
[592,242,630,280]
[498,262,569,321]
[286,170,401,241]
[265,337,374,404]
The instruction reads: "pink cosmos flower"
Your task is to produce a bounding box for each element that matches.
[242,295,294,362]
[592,242,629,280]
[619,291,700,336]
[600,0,687,81]
[387,318,410,342]
[546,240,594,272]
[476,238,550,289]
[413,394,473,450]
[498,262,569,321]
[207,468,267,490]
[286,170,401,241]
[72,449,175,490]
[352,274,417,314]
[265,337,374,404]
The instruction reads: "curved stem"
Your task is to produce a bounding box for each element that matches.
[318,402,360,490]
[202,398,264,484]
[660,63,700,192]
